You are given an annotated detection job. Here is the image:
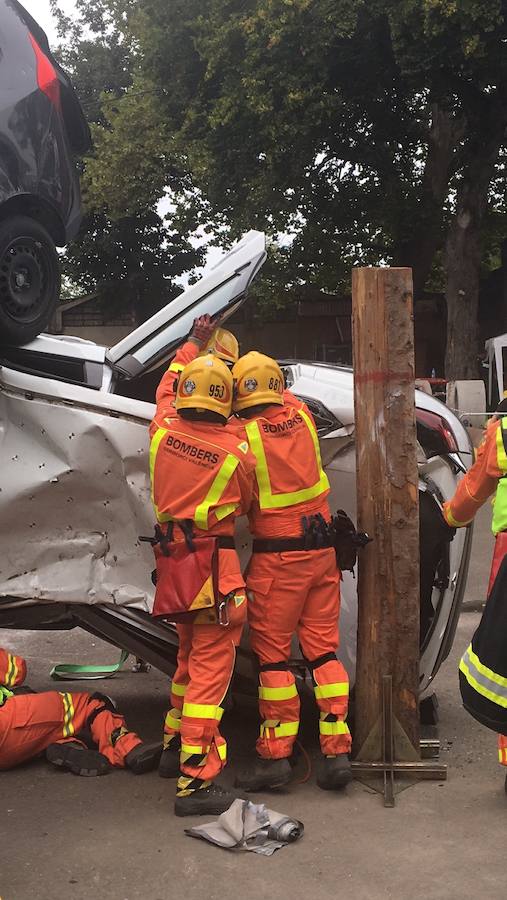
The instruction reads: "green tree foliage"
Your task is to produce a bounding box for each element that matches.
[50,0,202,317]
[129,0,507,375]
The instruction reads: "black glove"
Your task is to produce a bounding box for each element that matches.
[438,510,456,542]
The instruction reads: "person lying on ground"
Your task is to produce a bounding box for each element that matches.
[0,647,161,776]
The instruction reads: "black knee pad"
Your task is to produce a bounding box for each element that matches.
[258,660,290,674]
[90,692,117,712]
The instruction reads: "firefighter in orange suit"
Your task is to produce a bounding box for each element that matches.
[443,398,507,781]
[150,314,239,438]
[0,647,161,775]
[150,354,256,816]
[231,352,352,792]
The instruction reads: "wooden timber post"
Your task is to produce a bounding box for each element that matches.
[352,267,420,758]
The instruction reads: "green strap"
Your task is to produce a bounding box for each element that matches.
[50,650,130,681]
[0,685,13,706]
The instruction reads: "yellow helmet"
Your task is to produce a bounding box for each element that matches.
[175,354,233,418]
[232,351,284,412]
[200,327,239,366]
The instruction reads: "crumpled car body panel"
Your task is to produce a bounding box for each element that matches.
[0,368,155,609]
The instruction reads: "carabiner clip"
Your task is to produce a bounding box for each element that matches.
[218,600,230,627]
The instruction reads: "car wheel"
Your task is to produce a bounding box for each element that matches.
[0,215,61,346]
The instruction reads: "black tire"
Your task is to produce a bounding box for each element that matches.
[0,215,61,345]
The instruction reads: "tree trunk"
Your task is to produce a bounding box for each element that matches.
[396,104,464,298]
[445,115,507,379]
[444,206,482,379]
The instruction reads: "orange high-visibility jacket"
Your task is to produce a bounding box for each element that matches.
[0,648,27,691]
[444,417,507,528]
[150,417,255,594]
[149,341,200,438]
[232,390,331,538]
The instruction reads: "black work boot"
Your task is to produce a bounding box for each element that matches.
[159,741,180,779]
[235,757,292,792]
[124,742,163,775]
[174,783,245,818]
[46,741,111,776]
[316,754,352,791]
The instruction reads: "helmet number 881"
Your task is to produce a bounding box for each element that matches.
[268,377,281,391]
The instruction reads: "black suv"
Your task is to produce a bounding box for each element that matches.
[0,0,91,344]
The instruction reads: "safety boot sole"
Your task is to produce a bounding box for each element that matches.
[124,741,163,774]
[235,757,292,792]
[174,786,245,818]
[46,742,111,777]
[316,755,353,791]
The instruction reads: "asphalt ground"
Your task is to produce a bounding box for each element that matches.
[1,510,504,900]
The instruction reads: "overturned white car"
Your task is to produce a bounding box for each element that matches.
[0,232,473,693]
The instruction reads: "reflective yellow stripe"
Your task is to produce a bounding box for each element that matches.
[245,410,329,510]
[217,743,227,761]
[215,502,238,522]
[319,719,350,736]
[169,361,185,373]
[171,682,187,697]
[194,453,239,530]
[182,702,224,721]
[181,743,208,756]
[149,427,173,523]
[60,692,75,738]
[258,684,298,701]
[459,655,507,708]
[499,749,507,763]
[165,708,182,732]
[260,720,299,738]
[5,654,16,688]
[314,682,349,700]
[444,506,469,528]
[467,646,507,689]
[497,418,507,472]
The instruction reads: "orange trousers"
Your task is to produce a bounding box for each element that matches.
[247,547,351,759]
[0,690,141,770]
[163,594,247,790]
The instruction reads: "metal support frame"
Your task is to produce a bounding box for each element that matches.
[351,676,447,807]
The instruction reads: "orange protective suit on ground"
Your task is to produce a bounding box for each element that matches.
[149,412,255,793]
[443,416,507,767]
[0,648,141,770]
[233,391,351,760]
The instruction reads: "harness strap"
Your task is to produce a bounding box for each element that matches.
[258,661,290,673]
[304,651,338,672]
[253,537,332,552]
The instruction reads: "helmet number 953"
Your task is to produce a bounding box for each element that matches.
[268,377,281,391]
[209,383,225,399]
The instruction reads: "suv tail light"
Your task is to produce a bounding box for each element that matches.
[29,33,61,112]
[416,408,459,457]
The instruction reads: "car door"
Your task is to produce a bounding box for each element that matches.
[106,231,266,381]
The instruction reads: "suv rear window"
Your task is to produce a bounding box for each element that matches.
[0,347,102,388]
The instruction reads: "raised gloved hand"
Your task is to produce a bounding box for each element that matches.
[189,314,215,348]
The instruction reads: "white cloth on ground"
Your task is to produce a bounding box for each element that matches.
[184,799,304,855]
